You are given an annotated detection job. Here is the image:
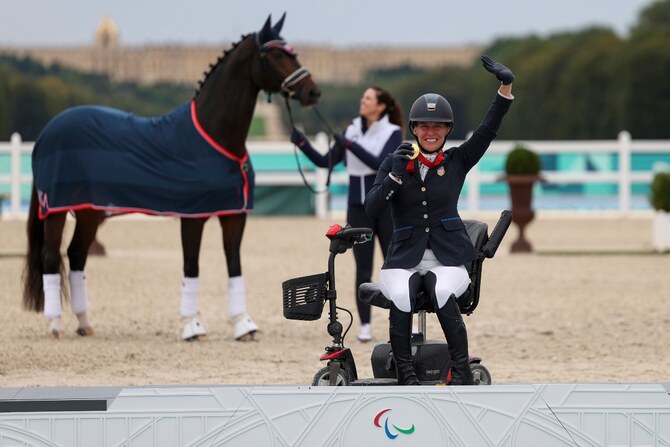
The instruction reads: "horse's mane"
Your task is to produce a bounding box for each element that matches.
[193,33,254,98]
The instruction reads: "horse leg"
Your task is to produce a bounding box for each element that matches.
[88,214,107,256]
[180,217,208,341]
[219,213,258,341]
[66,209,102,336]
[42,213,67,339]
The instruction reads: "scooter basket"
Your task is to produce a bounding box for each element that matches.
[282,272,329,321]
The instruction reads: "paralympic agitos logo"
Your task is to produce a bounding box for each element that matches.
[373,408,415,439]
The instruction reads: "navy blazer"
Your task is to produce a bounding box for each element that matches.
[365,93,512,269]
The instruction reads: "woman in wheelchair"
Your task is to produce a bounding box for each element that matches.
[364,56,515,385]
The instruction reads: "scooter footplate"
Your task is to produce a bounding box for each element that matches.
[350,378,398,386]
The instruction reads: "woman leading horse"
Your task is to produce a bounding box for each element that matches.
[22,14,321,340]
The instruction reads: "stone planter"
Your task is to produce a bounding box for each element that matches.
[505,175,540,253]
[652,210,670,252]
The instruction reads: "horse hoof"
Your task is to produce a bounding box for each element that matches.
[184,334,207,342]
[236,332,256,342]
[182,317,207,341]
[49,329,65,340]
[233,313,258,341]
[76,326,95,337]
[48,318,65,340]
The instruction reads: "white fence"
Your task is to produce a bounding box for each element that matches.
[1,131,669,219]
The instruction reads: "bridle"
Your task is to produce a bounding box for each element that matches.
[257,35,338,194]
[257,37,310,99]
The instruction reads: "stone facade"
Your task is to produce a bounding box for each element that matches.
[1,17,480,86]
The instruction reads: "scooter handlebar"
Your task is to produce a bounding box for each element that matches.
[326,224,372,243]
[326,225,372,253]
[340,226,373,244]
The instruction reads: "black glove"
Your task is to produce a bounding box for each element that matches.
[391,142,415,177]
[481,55,515,85]
[333,133,352,149]
[290,127,306,148]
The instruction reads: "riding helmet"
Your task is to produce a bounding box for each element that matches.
[408,93,454,134]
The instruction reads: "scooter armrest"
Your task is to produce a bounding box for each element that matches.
[481,210,512,258]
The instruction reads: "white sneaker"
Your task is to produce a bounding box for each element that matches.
[357,323,372,342]
[233,313,258,341]
[182,317,207,341]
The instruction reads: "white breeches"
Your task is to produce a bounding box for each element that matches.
[379,249,470,313]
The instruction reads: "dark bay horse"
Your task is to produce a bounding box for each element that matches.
[22,14,320,340]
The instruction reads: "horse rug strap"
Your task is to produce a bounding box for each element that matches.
[32,101,254,218]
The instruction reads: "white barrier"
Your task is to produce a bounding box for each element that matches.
[2,131,669,219]
[1,383,669,446]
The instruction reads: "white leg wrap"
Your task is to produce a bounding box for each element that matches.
[69,270,88,315]
[43,273,62,320]
[227,275,246,318]
[180,277,200,318]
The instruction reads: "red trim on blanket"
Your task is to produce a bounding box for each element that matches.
[38,202,253,220]
[190,100,250,211]
[190,101,248,164]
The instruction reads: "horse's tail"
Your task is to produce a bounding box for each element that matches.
[23,184,46,312]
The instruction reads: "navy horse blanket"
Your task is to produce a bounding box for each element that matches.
[33,101,254,219]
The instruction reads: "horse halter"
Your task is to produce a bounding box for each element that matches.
[257,37,311,98]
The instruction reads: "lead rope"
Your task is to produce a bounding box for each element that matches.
[283,95,335,195]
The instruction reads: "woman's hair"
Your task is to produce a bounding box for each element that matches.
[372,86,405,136]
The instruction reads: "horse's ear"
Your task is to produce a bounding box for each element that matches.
[271,13,286,36]
[258,14,273,43]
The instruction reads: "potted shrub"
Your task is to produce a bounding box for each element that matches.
[650,170,670,252]
[503,144,542,253]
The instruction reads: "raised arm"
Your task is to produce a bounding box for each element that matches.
[457,56,515,170]
[481,54,514,99]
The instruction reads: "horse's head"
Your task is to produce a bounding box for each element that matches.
[253,14,321,106]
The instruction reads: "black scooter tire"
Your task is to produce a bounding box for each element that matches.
[470,363,492,385]
[312,366,350,386]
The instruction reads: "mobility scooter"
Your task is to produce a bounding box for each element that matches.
[282,210,512,386]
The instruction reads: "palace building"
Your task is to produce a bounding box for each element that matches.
[2,17,480,86]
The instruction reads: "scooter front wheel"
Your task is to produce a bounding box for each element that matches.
[470,363,492,385]
[312,366,350,386]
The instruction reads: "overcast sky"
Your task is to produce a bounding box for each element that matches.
[0,0,655,48]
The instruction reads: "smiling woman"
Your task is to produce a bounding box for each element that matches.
[365,55,516,386]
[413,122,451,152]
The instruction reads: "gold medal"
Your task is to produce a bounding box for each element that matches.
[410,143,420,160]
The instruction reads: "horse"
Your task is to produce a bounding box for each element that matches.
[22,14,321,341]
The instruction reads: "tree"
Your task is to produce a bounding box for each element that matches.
[631,0,670,38]
[10,80,51,140]
[618,35,670,138]
[0,71,11,139]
